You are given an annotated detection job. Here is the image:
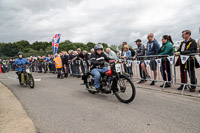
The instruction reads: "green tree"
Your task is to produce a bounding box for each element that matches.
[1,43,19,57]
[86,42,96,51]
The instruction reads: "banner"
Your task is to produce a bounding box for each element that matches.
[52,34,61,55]
[180,55,189,64]
[167,56,174,64]
[144,60,150,67]
[155,58,161,66]
[126,60,132,67]
[136,60,140,66]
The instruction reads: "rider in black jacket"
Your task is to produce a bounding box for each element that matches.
[90,44,111,90]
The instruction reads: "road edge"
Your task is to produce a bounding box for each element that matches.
[0,82,36,133]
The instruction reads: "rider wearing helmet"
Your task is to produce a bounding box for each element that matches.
[15,52,30,84]
[90,44,111,90]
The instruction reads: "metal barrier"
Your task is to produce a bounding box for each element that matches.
[129,55,173,89]
[26,53,200,94]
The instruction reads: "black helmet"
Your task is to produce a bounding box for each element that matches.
[18,52,23,55]
[94,44,103,51]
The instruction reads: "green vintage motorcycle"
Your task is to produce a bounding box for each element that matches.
[16,65,35,88]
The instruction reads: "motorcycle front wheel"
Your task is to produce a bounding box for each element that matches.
[114,74,136,103]
[28,74,34,89]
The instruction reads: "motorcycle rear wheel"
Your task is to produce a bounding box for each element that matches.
[85,75,96,94]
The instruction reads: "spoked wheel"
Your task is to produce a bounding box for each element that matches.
[114,74,136,103]
[28,74,34,89]
[85,75,96,94]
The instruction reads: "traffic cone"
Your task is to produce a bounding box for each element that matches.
[0,64,2,74]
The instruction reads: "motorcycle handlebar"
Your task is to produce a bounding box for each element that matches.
[16,64,32,68]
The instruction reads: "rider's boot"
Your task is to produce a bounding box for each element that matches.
[95,87,102,93]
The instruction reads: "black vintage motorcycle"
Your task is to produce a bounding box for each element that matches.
[83,60,136,103]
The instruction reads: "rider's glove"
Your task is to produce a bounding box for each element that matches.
[98,61,104,65]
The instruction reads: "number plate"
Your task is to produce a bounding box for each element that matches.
[115,64,121,72]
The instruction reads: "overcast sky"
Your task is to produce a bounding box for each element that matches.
[0,0,200,47]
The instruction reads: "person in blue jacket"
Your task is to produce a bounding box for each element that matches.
[146,33,160,85]
[121,45,133,77]
[15,52,30,84]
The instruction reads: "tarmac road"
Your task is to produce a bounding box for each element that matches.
[0,71,200,133]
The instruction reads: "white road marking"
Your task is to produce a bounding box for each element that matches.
[8,77,18,80]
[6,77,41,82]
[34,79,41,81]
[33,75,56,78]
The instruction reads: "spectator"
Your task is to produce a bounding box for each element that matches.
[47,54,51,72]
[77,48,85,74]
[105,48,117,60]
[174,30,198,92]
[68,50,74,76]
[2,60,8,72]
[159,35,174,88]
[81,50,90,85]
[82,50,90,73]
[0,59,5,73]
[29,56,36,72]
[121,45,133,77]
[133,39,146,83]
[121,42,135,57]
[197,37,200,53]
[61,51,69,77]
[145,33,160,85]
[72,51,81,78]
[37,56,43,73]
[9,59,14,71]
[43,56,49,73]
[50,55,56,73]
[54,54,63,79]
[90,48,95,54]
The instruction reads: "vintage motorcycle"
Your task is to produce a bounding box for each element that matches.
[16,65,35,88]
[82,60,136,103]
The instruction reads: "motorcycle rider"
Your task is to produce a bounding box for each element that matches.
[14,52,30,84]
[90,44,111,91]
[2,60,8,72]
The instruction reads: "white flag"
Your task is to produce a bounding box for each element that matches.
[167,56,174,64]
[145,60,150,67]
[155,59,161,66]
[180,55,189,64]
[136,61,140,66]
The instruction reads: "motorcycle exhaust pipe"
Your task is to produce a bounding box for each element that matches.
[21,72,25,84]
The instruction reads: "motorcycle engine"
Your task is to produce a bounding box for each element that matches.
[101,76,110,91]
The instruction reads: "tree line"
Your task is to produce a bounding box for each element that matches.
[0,40,124,59]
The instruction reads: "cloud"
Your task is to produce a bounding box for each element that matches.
[0,0,200,48]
